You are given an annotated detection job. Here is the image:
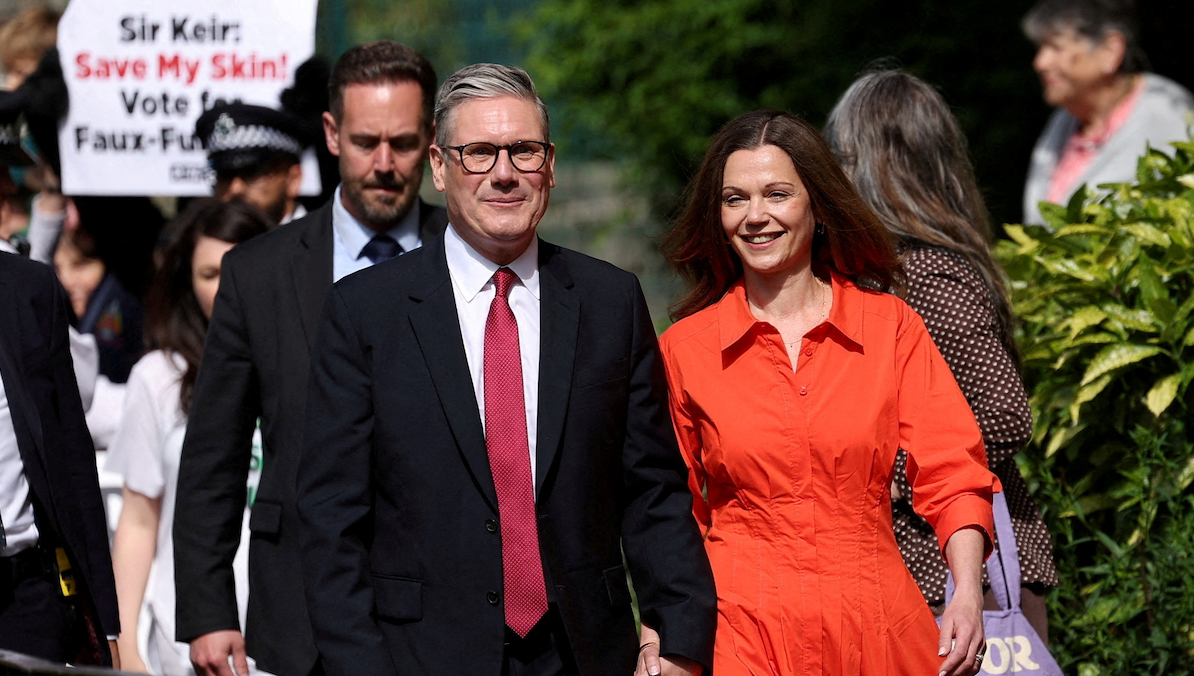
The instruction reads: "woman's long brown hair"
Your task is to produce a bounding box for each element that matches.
[144,199,270,414]
[662,110,902,321]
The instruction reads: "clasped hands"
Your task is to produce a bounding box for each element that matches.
[634,624,702,676]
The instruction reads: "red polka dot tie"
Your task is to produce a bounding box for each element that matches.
[484,267,548,637]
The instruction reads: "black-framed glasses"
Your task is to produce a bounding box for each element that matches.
[442,141,551,174]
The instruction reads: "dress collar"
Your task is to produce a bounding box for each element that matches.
[443,222,541,302]
[716,270,865,352]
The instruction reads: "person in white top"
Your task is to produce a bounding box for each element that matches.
[106,200,271,675]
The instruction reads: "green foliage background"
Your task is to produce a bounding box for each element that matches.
[996,138,1194,675]
[516,0,1047,224]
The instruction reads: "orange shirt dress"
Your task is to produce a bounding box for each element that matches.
[659,275,999,676]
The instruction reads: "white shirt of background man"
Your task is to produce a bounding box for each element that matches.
[0,367,40,556]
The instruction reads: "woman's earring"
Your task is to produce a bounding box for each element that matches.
[815,222,827,235]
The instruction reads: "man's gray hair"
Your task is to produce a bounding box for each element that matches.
[433,63,550,148]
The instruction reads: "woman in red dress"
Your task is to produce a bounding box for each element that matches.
[638,111,997,676]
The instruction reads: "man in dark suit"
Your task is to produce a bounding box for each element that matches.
[0,253,119,666]
[173,41,448,676]
[298,64,716,676]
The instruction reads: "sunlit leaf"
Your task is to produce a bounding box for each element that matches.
[1122,223,1172,248]
[1080,344,1164,385]
[1101,304,1159,332]
[1067,306,1107,340]
[1145,373,1181,416]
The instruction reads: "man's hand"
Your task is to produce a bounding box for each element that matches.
[634,624,703,676]
[190,629,249,676]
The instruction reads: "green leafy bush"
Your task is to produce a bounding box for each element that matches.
[995,137,1194,675]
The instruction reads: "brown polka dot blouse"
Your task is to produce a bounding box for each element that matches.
[892,244,1058,605]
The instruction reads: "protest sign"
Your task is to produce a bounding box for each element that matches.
[57,0,319,195]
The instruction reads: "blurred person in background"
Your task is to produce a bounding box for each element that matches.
[825,69,1057,642]
[281,57,339,210]
[0,7,58,91]
[1022,0,1194,225]
[174,41,447,676]
[0,169,32,256]
[106,200,270,675]
[657,109,997,676]
[196,103,314,225]
[53,224,144,386]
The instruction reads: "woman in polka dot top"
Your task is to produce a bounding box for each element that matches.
[825,69,1058,642]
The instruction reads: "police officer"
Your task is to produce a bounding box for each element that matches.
[195,103,312,225]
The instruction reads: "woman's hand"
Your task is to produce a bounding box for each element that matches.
[938,526,987,676]
[635,623,703,676]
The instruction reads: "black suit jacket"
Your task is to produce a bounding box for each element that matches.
[174,200,448,675]
[298,234,717,676]
[0,254,119,660]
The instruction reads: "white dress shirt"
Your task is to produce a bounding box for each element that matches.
[331,186,422,283]
[443,223,541,489]
[0,366,39,556]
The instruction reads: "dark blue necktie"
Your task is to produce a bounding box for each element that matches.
[361,235,402,264]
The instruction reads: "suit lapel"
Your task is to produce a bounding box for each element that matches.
[535,243,579,497]
[292,204,335,350]
[406,237,497,511]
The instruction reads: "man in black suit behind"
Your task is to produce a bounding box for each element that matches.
[0,253,119,666]
[173,41,447,676]
[298,64,716,676]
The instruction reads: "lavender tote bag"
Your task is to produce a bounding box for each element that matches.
[944,492,1063,675]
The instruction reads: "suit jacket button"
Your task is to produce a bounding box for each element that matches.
[487,590,500,605]
[485,519,498,533]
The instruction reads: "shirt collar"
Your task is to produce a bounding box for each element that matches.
[444,222,540,302]
[716,270,865,352]
[331,185,422,258]
[281,201,308,225]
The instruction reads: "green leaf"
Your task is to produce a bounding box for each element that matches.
[1039,202,1071,231]
[1066,184,1090,223]
[1080,344,1164,385]
[1178,173,1194,189]
[1101,304,1159,332]
[1055,224,1108,237]
[1071,374,1112,423]
[1003,224,1036,247]
[1122,223,1172,248]
[1183,324,1194,346]
[1046,423,1087,458]
[1134,255,1167,306]
[1145,373,1181,416]
[1068,332,1121,347]
[1038,256,1101,283]
[1176,452,1194,491]
[1068,306,1107,340]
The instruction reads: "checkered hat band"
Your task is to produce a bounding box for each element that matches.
[208,125,302,156]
